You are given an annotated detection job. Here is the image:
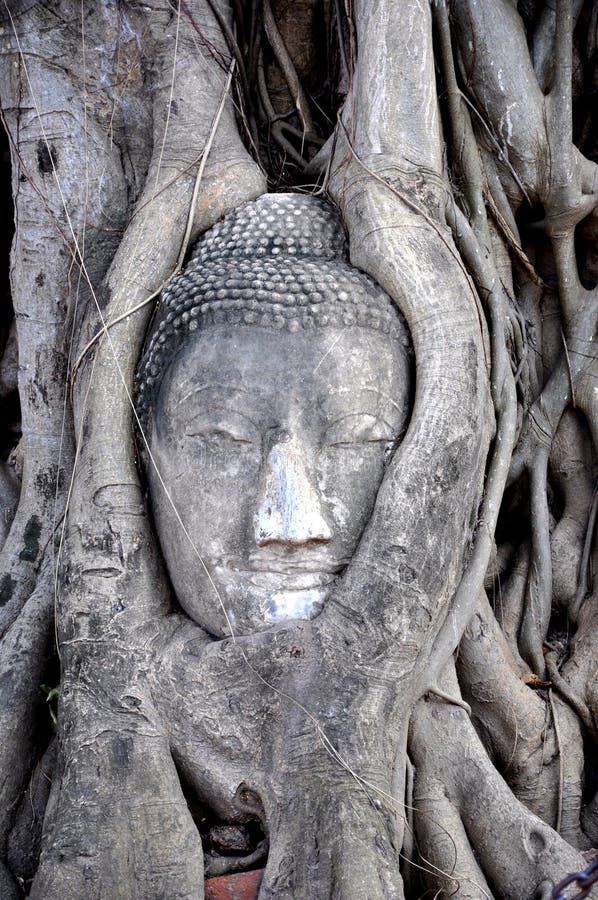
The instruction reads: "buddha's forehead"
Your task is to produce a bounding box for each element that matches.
[157,324,408,423]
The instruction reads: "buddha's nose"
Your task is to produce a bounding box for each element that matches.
[254,438,332,547]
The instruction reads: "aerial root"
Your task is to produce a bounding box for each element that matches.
[410,661,590,898]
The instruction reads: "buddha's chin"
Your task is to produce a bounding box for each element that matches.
[264,586,327,624]
[178,569,334,638]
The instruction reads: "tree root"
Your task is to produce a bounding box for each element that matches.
[546,652,597,742]
[0,558,54,859]
[558,578,598,761]
[7,738,56,886]
[493,540,530,667]
[16,3,266,897]
[550,411,595,614]
[410,662,590,899]
[262,0,314,136]
[0,3,596,898]
[411,775,492,898]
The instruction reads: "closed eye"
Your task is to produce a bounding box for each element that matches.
[184,411,259,444]
[186,427,254,444]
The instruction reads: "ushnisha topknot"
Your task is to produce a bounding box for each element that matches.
[136,193,409,426]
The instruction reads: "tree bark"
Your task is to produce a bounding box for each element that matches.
[0,1,597,898]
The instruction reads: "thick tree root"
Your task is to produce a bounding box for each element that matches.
[457,592,589,846]
[409,663,591,899]
[0,560,54,861]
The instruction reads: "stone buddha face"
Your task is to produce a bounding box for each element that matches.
[138,194,410,638]
[148,322,408,637]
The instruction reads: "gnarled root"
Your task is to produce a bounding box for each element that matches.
[457,593,588,846]
[409,662,589,899]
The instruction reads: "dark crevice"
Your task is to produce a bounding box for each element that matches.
[174,764,269,879]
[0,123,20,463]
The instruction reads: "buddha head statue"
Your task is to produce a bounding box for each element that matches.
[136,193,411,638]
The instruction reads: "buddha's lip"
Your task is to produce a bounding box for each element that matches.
[213,555,348,575]
[212,562,342,590]
[246,554,349,574]
[243,563,344,575]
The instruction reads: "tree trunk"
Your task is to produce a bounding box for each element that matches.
[0,1,597,898]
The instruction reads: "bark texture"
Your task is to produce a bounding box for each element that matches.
[0,1,596,898]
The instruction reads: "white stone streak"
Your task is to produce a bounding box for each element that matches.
[499,102,517,147]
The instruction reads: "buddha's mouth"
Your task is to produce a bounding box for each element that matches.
[249,570,337,591]
[216,566,341,593]
[202,558,349,626]
[213,554,347,591]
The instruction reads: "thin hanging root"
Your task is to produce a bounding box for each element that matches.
[256,48,309,170]
[549,690,565,835]
[205,0,249,100]
[483,183,544,287]
[402,755,415,867]
[519,443,552,677]
[545,651,597,741]
[427,685,472,715]
[570,485,598,622]
[434,0,489,246]
[203,0,259,149]
[262,0,315,136]
[334,0,349,85]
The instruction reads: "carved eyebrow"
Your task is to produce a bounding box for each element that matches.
[174,384,268,431]
[175,383,251,407]
[185,406,261,432]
